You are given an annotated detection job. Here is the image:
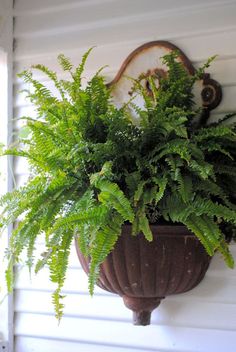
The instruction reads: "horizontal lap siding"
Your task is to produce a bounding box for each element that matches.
[13,312,236,352]
[13,1,236,351]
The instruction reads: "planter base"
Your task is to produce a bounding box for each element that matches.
[123,296,162,325]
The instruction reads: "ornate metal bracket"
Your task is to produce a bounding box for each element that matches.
[109,41,222,125]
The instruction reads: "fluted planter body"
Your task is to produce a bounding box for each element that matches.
[76,225,211,325]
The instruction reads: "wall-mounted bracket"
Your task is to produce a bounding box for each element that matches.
[109,41,222,124]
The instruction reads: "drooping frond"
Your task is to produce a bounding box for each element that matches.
[48,229,73,320]
[88,213,123,294]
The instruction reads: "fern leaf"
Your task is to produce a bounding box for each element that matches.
[50,206,108,233]
[192,197,236,223]
[72,47,94,87]
[142,186,158,204]
[152,175,168,203]
[32,64,66,99]
[5,260,14,294]
[134,181,146,205]
[139,213,153,241]
[195,125,235,141]
[95,180,134,222]
[177,175,193,203]
[88,213,123,294]
[49,229,73,321]
[52,287,66,322]
[184,215,215,256]
[201,215,234,268]
[57,54,73,72]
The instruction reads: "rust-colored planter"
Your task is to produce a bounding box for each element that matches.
[76,225,211,325]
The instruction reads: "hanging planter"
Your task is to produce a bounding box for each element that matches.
[0,41,235,325]
[74,41,224,325]
[76,224,210,325]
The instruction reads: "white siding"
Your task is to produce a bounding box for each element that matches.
[13,1,236,351]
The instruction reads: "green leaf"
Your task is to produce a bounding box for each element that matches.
[134,181,146,205]
[152,176,168,203]
[19,125,31,139]
[95,180,134,222]
[88,214,123,294]
[139,213,153,241]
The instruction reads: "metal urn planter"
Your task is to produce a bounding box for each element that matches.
[76,225,211,325]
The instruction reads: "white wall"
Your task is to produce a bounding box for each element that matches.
[0,0,13,350]
[13,1,236,351]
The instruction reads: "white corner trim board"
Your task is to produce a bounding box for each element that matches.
[0,0,14,350]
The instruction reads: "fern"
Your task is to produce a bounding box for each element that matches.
[0,48,235,320]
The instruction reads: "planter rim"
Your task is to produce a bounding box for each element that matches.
[123,224,194,237]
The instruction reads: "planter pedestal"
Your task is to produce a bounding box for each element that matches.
[76,225,211,325]
[123,296,162,325]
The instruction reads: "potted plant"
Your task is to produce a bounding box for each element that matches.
[0,46,236,325]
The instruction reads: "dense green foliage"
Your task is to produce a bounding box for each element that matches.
[1,49,236,320]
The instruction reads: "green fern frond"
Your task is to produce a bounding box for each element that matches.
[195,125,236,141]
[57,54,73,72]
[195,179,230,204]
[153,139,192,163]
[97,180,134,222]
[72,47,94,87]
[138,212,153,241]
[49,229,73,320]
[52,287,66,322]
[201,215,234,267]
[5,260,14,294]
[127,76,154,110]
[192,197,236,223]
[177,175,193,203]
[185,214,234,267]
[88,213,123,294]
[141,186,158,205]
[201,142,233,160]
[193,56,217,80]
[35,249,53,274]
[188,159,214,179]
[184,215,215,256]
[18,70,57,105]
[32,64,66,99]
[217,240,234,268]
[134,181,147,206]
[154,176,168,203]
[50,206,108,233]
